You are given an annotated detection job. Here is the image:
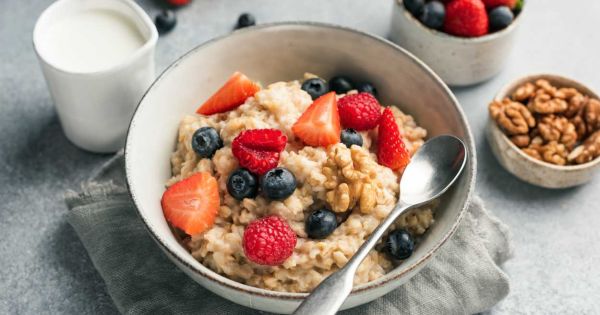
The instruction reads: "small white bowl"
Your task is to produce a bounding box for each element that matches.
[390,0,525,86]
[486,74,600,188]
[125,22,475,313]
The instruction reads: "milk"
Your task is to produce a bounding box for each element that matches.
[40,9,145,73]
[34,0,158,153]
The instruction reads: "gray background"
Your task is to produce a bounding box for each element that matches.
[1,0,598,314]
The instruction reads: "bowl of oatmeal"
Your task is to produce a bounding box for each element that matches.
[125,22,475,313]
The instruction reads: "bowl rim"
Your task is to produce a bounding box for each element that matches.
[125,21,476,300]
[492,73,600,170]
[394,0,526,43]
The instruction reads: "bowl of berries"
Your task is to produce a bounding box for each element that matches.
[125,22,475,313]
[390,0,525,86]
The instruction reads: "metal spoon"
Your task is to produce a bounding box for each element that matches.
[293,135,467,315]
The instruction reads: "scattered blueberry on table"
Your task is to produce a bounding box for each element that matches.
[306,209,338,239]
[227,168,259,200]
[191,127,223,158]
[236,13,256,29]
[155,10,177,34]
[260,167,297,200]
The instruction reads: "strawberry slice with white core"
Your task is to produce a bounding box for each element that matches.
[292,92,341,147]
[196,72,261,115]
[161,172,220,235]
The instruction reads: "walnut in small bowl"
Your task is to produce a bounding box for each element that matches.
[486,74,600,188]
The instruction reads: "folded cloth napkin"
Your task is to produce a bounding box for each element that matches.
[65,152,513,315]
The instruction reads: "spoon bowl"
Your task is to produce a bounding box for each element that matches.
[294,135,468,315]
[401,135,467,205]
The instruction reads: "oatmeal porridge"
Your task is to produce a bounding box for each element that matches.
[160,72,435,293]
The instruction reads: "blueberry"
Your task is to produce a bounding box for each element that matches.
[385,229,415,260]
[155,10,177,34]
[306,209,338,239]
[227,168,258,200]
[329,76,354,94]
[340,129,363,148]
[260,168,296,200]
[403,0,425,16]
[301,78,329,100]
[489,6,514,32]
[419,1,445,30]
[355,82,378,97]
[236,13,256,29]
[191,127,223,158]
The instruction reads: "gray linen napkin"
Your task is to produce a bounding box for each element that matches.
[65,152,513,315]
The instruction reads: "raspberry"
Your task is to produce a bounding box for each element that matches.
[337,93,382,131]
[232,129,288,175]
[377,108,410,171]
[444,0,489,37]
[243,215,297,265]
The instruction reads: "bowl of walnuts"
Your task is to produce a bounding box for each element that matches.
[486,74,600,188]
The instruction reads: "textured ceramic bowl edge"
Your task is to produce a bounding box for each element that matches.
[486,73,600,188]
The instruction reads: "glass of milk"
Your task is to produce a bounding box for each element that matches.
[33,0,158,153]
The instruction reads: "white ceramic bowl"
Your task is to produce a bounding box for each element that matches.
[390,0,525,86]
[486,74,600,188]
[125,22,476,313]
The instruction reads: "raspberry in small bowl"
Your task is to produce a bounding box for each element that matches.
[390,0,525,86]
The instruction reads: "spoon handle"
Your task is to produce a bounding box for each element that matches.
[293,201,414,315]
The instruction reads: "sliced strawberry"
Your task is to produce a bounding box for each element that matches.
[292,92,341,147]
[377,108,411,171]
[161,172,220,235]
[196,72,261,115]
[232,129,288,175]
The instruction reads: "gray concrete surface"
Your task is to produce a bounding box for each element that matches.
[1,0,599,314]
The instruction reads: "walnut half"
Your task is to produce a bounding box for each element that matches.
[537,115,578,150]
[323,144,381,214]
[489,98,536,135]
[568,130,600,164]
[584,98,600,131]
